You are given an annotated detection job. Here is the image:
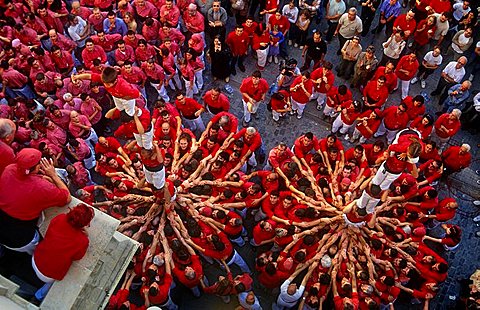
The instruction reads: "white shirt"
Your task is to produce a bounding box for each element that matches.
[452,2,470,21]
[442,61,465,83]
[433,13,449,40]
[451,32,471,54]
[473,93,480,112]
[68,16,88,47]
[278,279,305,306]
[382,37,405,59]
[282,5,299,23]
[327,0,346,22]
[238,292,262,310]
[423,51,443,66]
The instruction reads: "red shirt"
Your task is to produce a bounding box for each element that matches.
[0,164,69,220]
[393,14,417,37]
[430,0,452,13]
[81,46,107,69]
[382,106,410,131]
[172,255,202,288]
[395,56,419,80]
[326,86,353,108]
[339,100,361,125]
[319,137,344,153]
[290,76,314,104]
[434,114,460,139]
[384,142,414,174]
[210,112,238,134]
[372,67,398,92]
[225,30,250,56]
[268,15,290,34]
[253,220,276,244]
[403,96,426,120]
[233,128,262,152]
[0,141,15,176]
[410,116,433,140]
[434,198,457,222]
[268,146,294,168]
[293,135,320,159]
[95,137,122,154]
[91,72,140,99]
[175,98,203,119]
[34,213,89,280]
[363,80,389,109]
[203,90,230,112]
[356,111,382,139]
[239,77,269,102]
[441,146,471,172]
[69,114,92,138]
[311,67,334,93]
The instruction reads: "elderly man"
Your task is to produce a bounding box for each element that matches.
[274,265,309,310]
[441,143,471,175]
[442,81,472,113]
[0,119,16,175]
[0,149,71,254]
[431,57,467,102]
[334,7,362,55]
[433,109,461,149]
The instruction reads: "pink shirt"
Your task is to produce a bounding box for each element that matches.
[48,109,71,129]
[80,98,102,125]
[71,161,91,188]
[183,11,204,33]
[2,68,28,88]
[46,123,67,146]
[135,1,159,19]
[69,115,92,138]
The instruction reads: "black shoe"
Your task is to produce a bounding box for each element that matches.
[431,91,439,96]
[231,69,237,76]
[239,65,246,72]
[242,120,250,127]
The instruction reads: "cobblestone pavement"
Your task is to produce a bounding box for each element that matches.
[163,6,480,309]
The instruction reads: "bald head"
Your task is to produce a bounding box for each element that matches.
[0,119,16,144]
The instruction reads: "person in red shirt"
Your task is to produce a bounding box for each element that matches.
[225,126,264,171]
[393,10,417,38]
[73,66,140,117]
[418,159,443,186]
[290,72,314,119]
[403,95,425,121]
[324,84,353,120]
[371,62,397,93]
[332,100,362,139]
[114,39,136,66]
[203,87,230,115]
[226,25,250,75]
[311,61,335,111]
[371,135,422,190]
[441,143,471,174]
[433,109,461,149]
[374,103,410,144]
[268,11,290,58]
[32,203,93,301]
[0,149,71,255]
[106,106,154,150]
[174,92,205,135]
[430,0,452,14]
[239,70,269,125]
[81,38,107,69]
[269,90,291,122]
[95,136,131,165]
[352,108,382,143]
[363,76,389,110]
[395,53,419,100]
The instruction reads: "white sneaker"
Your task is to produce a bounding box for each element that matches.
[268,56,273,63]
[410,77,418,84]
[288,40,292,46]
[294,43,298,47]
[475,201,480,206]
[469,74,475,82]
[344,134,350,141]
[421,80,426,89]
[296,113,302,119]
[299,46,304,49]
[274,56,279,64]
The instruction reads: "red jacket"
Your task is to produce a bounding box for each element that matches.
[226,31,250,56]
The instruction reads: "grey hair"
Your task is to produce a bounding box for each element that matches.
[349,7,357,14]
[451,109,462,118]
[0,119,15,139]
[461,144,471,152]
[246,127,256,134]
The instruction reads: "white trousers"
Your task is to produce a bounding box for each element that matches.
[375,121,398,144]
[183,77,199,98]
[310,92,327,108]
[323,104,337,117]
[356,190,380,214]
[133,125,154,150]
[113,96,136,116]
[150,82,170,102]
[352,127,367,143]
[182,116,205,133]
[291,98,306,116]
[242,99,261,123]
[143,166,166,190]
[257,47,269,67]
[332,115,354,134]
[4,230,40,255]
[400,79,410,100]
[194,69,204,90]
[371,162,401,190]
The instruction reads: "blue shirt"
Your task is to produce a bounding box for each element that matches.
[103,18,127,36]
[379,0,401,19]
[446,84,470,105]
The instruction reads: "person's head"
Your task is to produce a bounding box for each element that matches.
[450,109,462,120]
[212,0,221,11]
[101,66,118,86]
[187,3,197,15]
[464,27,473,38]
[123,61,134,73]
[351,36,360,46]
[0,119,16,144]
[347,7,357,20]
[459,143,470,155]
[456,56,467,69]
[323,61,333,72]
[406,10,415,20]
[70,110,80,122]
[66,203,94,229]
[432,46,441,57]
[460,80,472,91]
[397,102,407,114]
[376,76,386,88]
[440,11,451,23]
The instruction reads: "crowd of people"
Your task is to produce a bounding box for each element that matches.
[0,0,479,309]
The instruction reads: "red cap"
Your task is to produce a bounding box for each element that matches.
[341,177,352,185]
[16,148,41,171]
